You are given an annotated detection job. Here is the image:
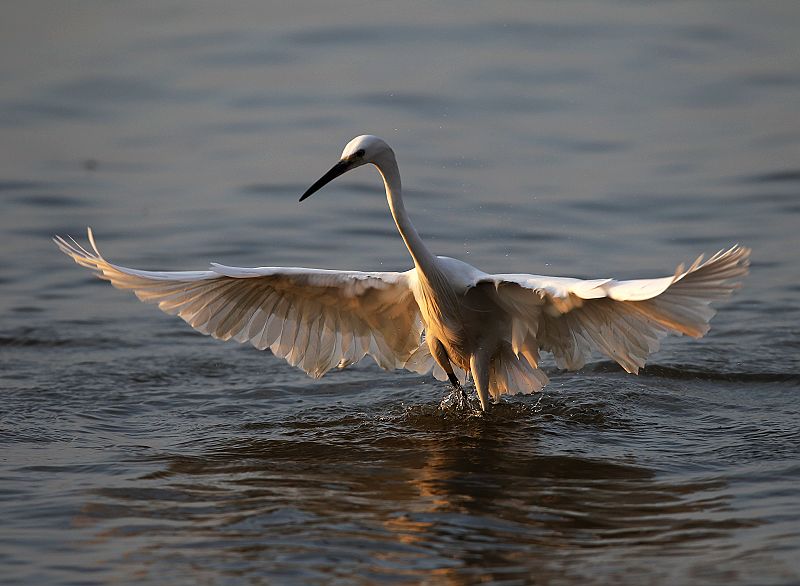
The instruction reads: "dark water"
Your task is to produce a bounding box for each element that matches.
[2,1,800,584]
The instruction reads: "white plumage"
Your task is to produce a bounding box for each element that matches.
[55,135,749,410]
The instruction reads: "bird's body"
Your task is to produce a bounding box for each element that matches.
[56,135,750,410]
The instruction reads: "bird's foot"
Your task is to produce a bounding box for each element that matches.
[455,384,470,410]
[439,383,477,412]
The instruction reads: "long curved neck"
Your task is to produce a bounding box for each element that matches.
[374,155,439,274]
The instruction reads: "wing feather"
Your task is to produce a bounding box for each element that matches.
[55,229,423,378]
[489,245,749,374]
[56,229,749,392]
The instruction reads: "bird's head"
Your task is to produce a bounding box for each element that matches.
[300,135,393,202]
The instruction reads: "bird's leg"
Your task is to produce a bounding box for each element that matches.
[446,372,469,409]
[446,371,460,389]
[431,338,469,409]
[470,350,491,412]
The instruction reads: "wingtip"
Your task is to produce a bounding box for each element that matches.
[724,244,751,272]
[87,227,98,254]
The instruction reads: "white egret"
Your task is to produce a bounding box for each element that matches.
[55,135,749,411]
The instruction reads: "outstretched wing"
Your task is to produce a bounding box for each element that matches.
[55,229,422,378]
[488,245,750,374]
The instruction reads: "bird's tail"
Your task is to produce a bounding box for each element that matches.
[405,339,547,402]
[489,343,549,401]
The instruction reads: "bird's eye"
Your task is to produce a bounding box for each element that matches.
[355,149,365,158]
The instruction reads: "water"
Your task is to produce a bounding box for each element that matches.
[2,1,799,583]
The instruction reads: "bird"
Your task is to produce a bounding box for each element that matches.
[55,135,750,411]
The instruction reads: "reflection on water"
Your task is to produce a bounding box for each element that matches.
[62,400,767,583]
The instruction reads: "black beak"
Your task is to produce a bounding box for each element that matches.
[299,160,353,202]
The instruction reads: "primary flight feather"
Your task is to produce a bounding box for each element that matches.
[55,135,750,410]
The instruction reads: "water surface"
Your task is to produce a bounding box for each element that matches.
[1,1,799,584]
